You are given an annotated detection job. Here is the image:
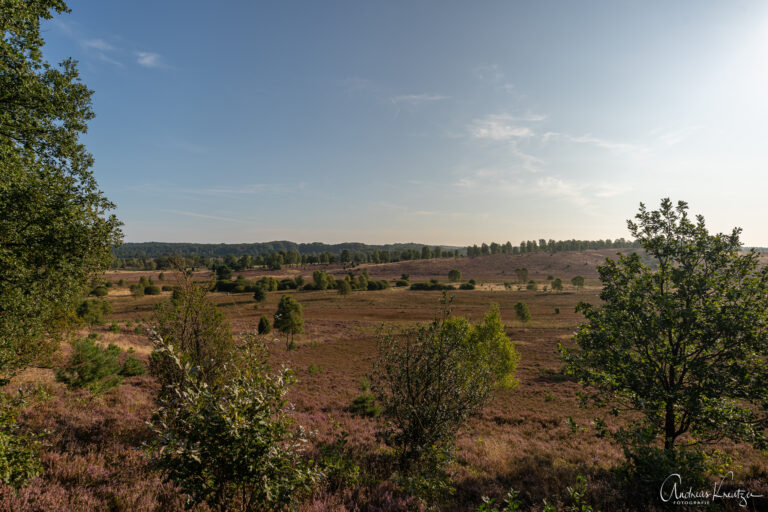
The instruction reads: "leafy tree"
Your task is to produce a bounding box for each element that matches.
[216,265,233,281]
[252,286,266,303]
[571,275,585,289]
[312,269,330,290]
[337,279,351,296]
[551,278,563,291]
[147,335,318,511]
[274,295,304,349]
[0,0,122,380]
[513,302,530,324]
[448,269,461,282]
[562,199,768,459]
[371,298,519,473]
[257,315,271,335]
[514,268,528,284]
[0,394,42,487]
[150,272,233,391]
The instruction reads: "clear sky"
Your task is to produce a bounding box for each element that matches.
[43,1,768,246]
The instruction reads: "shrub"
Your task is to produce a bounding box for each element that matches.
[371,298,518,473]
[258,315,271,334]
[76,298,113,326]
[130,283,145,298]
[147,335,318,511]
[367,280,389,290]
[90,286,108,297]
[410,282,455,291]
[150,273,234,392]
[337,279,351,295]
[551,278,563,291]
[161,285,174,291]
[120,349,146,377]
[307,363,323,374]
[0,395,42,488]
[108,321,120,333]
[395,279,409,287]
[349,393,381,417]
[253,286,267,302]
[468,279,476,285]
[118,278,126,286]
[514,302,531,324]
[144,285,161,295]
[571,275,585,289]
[401,273,410,281]
[459,283,475,290]
[526,280,537,291]
[56,335,123,393]
[448,269,461,282]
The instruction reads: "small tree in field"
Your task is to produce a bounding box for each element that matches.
[147,334,317,511]
[274,296,303,350]
[448,269,461,282]
[336,279,351,296]
[257,315,271,335]
[551,278,563,292]
[513,302,530,324]
[571,275,585,289]
[150,272,233,391]
[371,297,519,478]
[252,286,266,303]
[562,199,768,471]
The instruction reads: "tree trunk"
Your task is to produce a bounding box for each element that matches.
[664,401,676,451]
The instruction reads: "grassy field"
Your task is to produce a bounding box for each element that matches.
[3,250,767,511]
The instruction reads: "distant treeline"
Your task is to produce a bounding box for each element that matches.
[466,238,640,257]
[112,242,464,270]
[111,238,641,270]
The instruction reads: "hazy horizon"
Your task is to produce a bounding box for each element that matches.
[43,1,768,246]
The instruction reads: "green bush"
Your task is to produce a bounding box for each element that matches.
[119,349,146,377]
[526,280,537,291]
[91,286,108,297]
[253,286,267,302]
[147,336,318,511]
[395,279,409,287]
[459,283,475,290]
[258,315,271,334]
[307,363,323,374]
[349,393,381,417]
[118,279,126,287]
[76,298,113,326]
[337,279,351,295]
[161,285,174,291]
[56,335,123,393]
[448,269,461,282]
[410,282,455,291]
[0,395,43,488]
[108,321,120,333]
[130,283,145,298]
[145,285,162,295]
[371,300,519,476]
[514,302,531,324]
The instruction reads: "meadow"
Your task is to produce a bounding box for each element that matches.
[3,250,767,511]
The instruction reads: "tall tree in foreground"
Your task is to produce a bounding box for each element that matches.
[0,1,122,380]
[562,199,768,465]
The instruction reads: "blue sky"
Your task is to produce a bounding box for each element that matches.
[44,1,768,245]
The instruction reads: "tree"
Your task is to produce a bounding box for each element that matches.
[150,272,234,391]
[370,299,518,474]
[252,286,266,303]
[571,275,585,289]
[562,199,768,458]
[313,269,330,290]
[257,315,271,335]
[513,302,530,324]
[0,1,122,379]
[337,279,351,296]
[147,335,317,511]
[448,269,461,282]
[551,278,563,291]
[274,295,304,349]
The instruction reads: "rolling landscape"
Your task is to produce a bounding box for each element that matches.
[4,1,768,511]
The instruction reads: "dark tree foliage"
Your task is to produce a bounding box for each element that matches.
[0,0,122,378]
[563,199,768,455]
